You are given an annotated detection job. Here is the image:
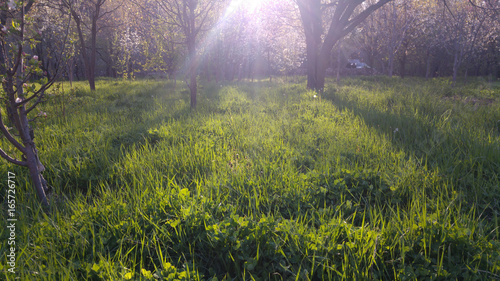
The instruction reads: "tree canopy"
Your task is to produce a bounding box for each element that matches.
[11,0,500,90]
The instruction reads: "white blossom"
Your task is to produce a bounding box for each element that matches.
[7,0,16,10]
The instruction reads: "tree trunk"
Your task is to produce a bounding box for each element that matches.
[71,9,95,91]
[267,48,272,82]
[399,55,406,78]
[298,0,391,92]
[305,43,318,89]
[70,2,102,91]
[0,0,52,206]
[336,42,341,83]
[425,49,432,79]
[388,53,395,78]
[89,5,100,90]
[190,70,197,108]
[312,51,328,92]
[186,2,198,108]
[452,47,459,87]
[215,63,220,84]
[68,57,74,87]
[20,107,48,206]
[298,0,323,91]
[15,60,48,206]
[398,53,406,78]
[187,34,197,108]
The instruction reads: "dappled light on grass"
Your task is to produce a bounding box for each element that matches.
[0,77,499,279]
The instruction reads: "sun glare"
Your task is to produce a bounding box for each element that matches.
[225,0,266,18]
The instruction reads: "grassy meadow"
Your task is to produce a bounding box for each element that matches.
[1,76,500,280]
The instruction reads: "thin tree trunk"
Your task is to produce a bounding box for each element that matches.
[399,53,406,78]
[20,107,48,206]
[16,58,48,205]
[267,48,272,82]
[388,53,395,78]
[71,9,95,91]
[336,42,341,83]
[190,71,197,108]
[187,35,197,108]
[173,73,176,92]
[452,48,459,87]
[89,5,99,90]
[68,62,74,87]
[425,49,432,79]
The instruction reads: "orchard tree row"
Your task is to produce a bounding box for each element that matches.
[16,0,500,88]
[1,0,499,205]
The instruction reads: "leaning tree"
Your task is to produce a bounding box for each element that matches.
[1,0,67,206]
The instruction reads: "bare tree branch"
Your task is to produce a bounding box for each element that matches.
[0,148,27,166]
[0,110,26,153]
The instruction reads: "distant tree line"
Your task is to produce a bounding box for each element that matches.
[31,0,499,91]
[346,0,500,84]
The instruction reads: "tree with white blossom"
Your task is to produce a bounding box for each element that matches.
[1,0,67,206]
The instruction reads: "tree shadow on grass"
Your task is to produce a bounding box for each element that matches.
[323,87,500,218]
[35,81,227,198]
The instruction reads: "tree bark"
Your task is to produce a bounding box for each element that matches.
[1,100,48,207]
[71,9,95,91]
[2,59,49,206]
[68,0,106,91]
[68,57,74,87]
[398,40,408,78]
[336,42,341,83]
[187,28,197,108]
[89,3,100,90]
[425,48,432,79]
[452,49,459,86]
[298,0,392,92]
[17,53,49,205]
[186,1,199,108]
[388,53,395,77]
[399,52,407,78]
[298,0,322,91]
[19,106,48,206]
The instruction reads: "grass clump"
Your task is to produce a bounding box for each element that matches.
[1,77,499,280]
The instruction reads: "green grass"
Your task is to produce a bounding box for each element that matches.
[1,76,499,280]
